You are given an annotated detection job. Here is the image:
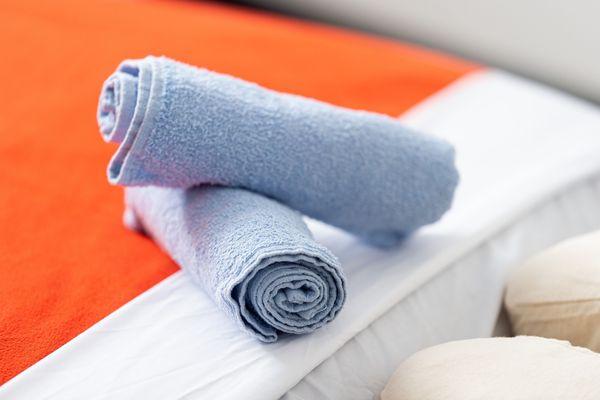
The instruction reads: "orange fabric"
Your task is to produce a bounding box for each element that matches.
[0,0,478,384]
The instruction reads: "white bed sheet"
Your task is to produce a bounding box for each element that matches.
[3,70,600,400]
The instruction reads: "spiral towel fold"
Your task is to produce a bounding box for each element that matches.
[98,56,459,245]
[124,186,345,342]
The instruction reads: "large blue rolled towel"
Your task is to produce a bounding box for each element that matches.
[124,186,345,342]
[98,56,459,245]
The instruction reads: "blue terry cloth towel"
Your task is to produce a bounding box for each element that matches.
[98,56,459,246]
[124,186,346,342]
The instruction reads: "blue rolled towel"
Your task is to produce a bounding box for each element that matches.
[98,56,459,245]
[124,186,345,342]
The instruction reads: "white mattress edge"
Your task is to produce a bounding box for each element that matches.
[283,171,600,399]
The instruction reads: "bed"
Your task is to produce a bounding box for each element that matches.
[2,1,600,399]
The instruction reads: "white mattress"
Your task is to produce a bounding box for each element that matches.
[3,70,600,400]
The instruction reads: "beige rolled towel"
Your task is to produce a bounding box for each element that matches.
[381,336,600,400]
[505,230,600,351]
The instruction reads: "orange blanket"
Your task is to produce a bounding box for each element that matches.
[0,0,476,383]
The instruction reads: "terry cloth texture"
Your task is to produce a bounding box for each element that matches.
[98,56,460,245]
[124,186,346,342]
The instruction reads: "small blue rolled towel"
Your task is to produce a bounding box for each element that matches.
[124,186,345,342]
[98,56,459,245]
